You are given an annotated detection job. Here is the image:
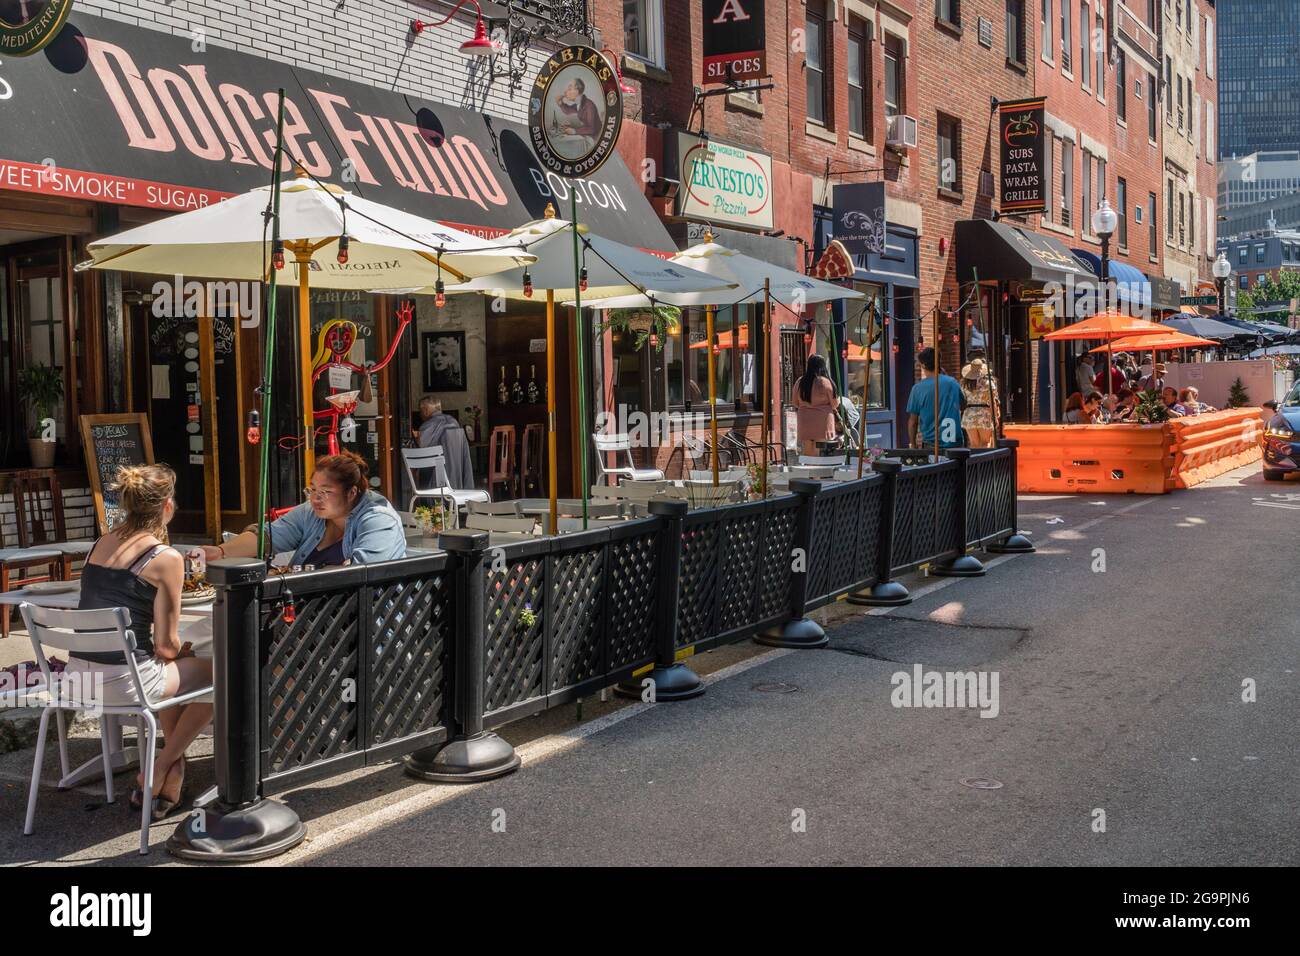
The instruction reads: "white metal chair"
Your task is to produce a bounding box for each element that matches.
[666,480,744,508]
[798,454,848,468]
[592,433,665,485]
[463,514,538,535]
[19,604,213,855]
[400,445,490,527]
[467,500,523,517]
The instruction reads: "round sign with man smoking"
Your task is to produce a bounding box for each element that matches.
[528,45,623,179]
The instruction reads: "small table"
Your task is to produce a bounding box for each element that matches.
[0,582,214,788]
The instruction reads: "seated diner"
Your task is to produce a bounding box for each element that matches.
[205,451,406,568]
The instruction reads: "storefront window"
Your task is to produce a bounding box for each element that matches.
[844,283,889,410]
[657,305,757,412]
[310,290,382,487]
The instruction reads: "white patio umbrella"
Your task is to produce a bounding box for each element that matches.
[413,210,734,531]
[83,171,533,477]
[582,233,865,489]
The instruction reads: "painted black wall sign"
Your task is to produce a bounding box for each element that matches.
[78,413,154,534]
[999,97,1047,215]
[702,0,767,84]
[832,182,887,257]
[0,0,73,57]
[528,45,624,179]
[0,15,670,248]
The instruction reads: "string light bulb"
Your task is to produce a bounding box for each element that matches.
[522,268,533,298]
[579,267,588,293]
[435,279,446,309]
[337,234,349,265]
[271,239,285,270]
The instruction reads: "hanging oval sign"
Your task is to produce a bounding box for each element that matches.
[528,45,623,180]
[0,0,74,57]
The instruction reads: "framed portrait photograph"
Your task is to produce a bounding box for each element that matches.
[422,330,467,391]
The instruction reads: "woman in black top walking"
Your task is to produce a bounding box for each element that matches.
[70,464,212,817]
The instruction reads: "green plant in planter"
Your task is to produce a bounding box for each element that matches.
[16,363,63,438]
[599,305,682,351]
[1227,377,1250,408]
[1131,388,1170,424]
[412,503,445,535]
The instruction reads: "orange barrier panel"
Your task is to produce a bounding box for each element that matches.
[1167,408,1263,489]
[1002,423,1174,494]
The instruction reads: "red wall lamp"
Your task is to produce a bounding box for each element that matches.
[410,0,502,57]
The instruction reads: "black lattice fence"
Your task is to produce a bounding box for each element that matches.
[889,457,964,574]
[481,518,662,728]
[258,553,454,795]
[966,447,1017,546]
[675,495,803,651]
[805,475,884,609]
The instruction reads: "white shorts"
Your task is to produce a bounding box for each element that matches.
[65,656,170,708]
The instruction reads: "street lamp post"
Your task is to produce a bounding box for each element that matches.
[1092,198,1119,403]
[1213,252,1232,316]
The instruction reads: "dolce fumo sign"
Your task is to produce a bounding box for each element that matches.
[674,132,773,231]
[0,0,72,56]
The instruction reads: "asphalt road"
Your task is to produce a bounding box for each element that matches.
[2,464,1296,866]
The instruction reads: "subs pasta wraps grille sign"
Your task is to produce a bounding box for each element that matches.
[528,45,623,179]
[674,133,773,231]
[999,96,1047,215]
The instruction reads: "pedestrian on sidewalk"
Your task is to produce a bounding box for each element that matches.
[907,347,963,449]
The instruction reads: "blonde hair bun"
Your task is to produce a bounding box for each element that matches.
[110,463,176,537]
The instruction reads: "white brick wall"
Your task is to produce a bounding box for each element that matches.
[0,487,96,548]
[75,0,563,124]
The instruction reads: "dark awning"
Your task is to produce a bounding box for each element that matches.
[955,219,1093,286]
[0,13,675,250]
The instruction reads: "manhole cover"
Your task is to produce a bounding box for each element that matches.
[751,681,800,694]
[960,777,1003,790]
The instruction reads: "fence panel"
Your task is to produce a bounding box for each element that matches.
[966,447,1016,546]
[483,538,549,726]
[258,553,454,795]
[677,495,802,651]
[603,521,662,676]
[890,458,963,574]
[806,475,884,608]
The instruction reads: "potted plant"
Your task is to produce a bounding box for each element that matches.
[16,363,63,468]
[412,503,446,540]
[1131,389,1170,424]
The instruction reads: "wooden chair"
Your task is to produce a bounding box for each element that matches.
[11,470,93,580]
[1,517,62,639]
[520,423,545,497]
[487,425,518,499]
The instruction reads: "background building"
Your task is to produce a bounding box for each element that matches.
[1215,0,1298,159]
[1217,150,1300,213]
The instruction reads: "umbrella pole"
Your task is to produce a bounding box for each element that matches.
[856,304,871,478]
[707,304,718,486]
[295,244,315,479]
[547,289,558,535]
[571,193,588,529]
[763,278,772,498]
[257,90,287,561]
[933,311,940,461]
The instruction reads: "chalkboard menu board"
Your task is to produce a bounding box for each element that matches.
[78,414,155,534]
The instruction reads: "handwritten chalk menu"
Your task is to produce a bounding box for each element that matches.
[78,414,155,534]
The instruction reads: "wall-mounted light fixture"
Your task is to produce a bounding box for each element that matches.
[410,0,502,57]
[484,0,593,93]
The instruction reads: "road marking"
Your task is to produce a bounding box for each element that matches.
[258,648,793,865]
[1253,500,1300,510]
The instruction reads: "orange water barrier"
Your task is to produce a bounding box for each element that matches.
[1003,409,1263,494]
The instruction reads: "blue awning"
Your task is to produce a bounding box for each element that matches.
[1071,249,1151,309]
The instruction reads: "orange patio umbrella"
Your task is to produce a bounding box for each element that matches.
[1043,310,1168,401]
[1091,330,1217,393]
[688,326,750,351]
[844,343,882,362]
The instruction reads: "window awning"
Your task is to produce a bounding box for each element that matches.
[1071,249,1152,309]
[954,220,1094,286]
[0,13,675,251]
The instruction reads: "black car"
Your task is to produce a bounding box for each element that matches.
[1263,382,1300,480]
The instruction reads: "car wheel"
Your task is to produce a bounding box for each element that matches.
[1263,468,1287,481]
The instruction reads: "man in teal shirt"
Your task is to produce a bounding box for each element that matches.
[906,347,964,448]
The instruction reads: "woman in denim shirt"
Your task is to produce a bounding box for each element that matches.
[205,452,406,567]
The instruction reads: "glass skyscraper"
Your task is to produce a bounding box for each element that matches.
[1217,0,1300,158]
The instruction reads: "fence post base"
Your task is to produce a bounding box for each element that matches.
[404,733,521,783]
[614,662,705,701]
[931,552,986,577]
[166,798,306,863]
[847,581,911,606]
[755,616,828,648]
[986,533,1035,554]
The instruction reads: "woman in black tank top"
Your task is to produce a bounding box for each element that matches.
[76,464,213,819]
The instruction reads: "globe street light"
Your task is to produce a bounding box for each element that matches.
[1213,251,1232,316]
[1091,198,1119,400]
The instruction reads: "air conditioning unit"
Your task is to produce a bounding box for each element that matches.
[886,114,918,150]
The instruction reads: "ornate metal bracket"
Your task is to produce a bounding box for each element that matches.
[486,0,593,93]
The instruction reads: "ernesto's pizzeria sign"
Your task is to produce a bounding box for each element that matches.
[674,132,772,231]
